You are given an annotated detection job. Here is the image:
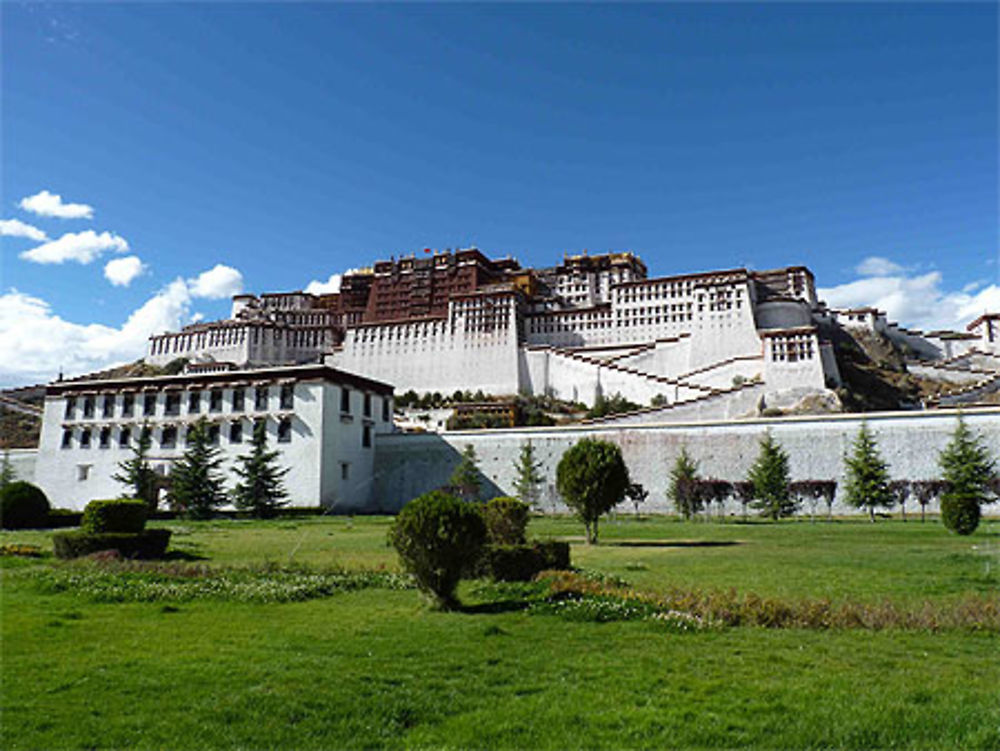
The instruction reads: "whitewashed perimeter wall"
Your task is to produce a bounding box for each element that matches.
[372,408,1000,516]
[6,448,38,485]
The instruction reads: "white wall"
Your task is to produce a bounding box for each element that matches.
[373,407,1000,516]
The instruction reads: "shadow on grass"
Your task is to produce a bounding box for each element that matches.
[607,540,741,548]
[459,599,534,615]
[161,550,210,561]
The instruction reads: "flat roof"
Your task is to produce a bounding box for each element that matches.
[46,363,394,397]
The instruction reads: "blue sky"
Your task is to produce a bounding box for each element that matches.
[1,2,997,385]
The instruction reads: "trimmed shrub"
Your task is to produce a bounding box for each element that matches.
[53,529,172,560]
[482,541,571,581]
[388,490,487,610]
[46,509,82,529]
[0,481,51,530]
[482,496,530,545]
[941,493,981,536]
[81,499,148,534]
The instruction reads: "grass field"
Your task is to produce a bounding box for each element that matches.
[2,515,999,749]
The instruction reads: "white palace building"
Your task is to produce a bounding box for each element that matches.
[145,248,999,416]
[27,248,1000,512]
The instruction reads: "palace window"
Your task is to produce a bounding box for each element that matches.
[165,393,181,416]
[119,427,131,448]
[341,387,351,414]
[122,394,134,417]
[161,426,177,449]
[232,388,245,412]
[255,386,268,411]
[363,393,372,417]
[277,418,292,443]
[362,425,372,448]
[280,384,294,410]
[229,421,242,444]
[207,425,221,446]
[83,397,95,419]
[102,395,115,419]
[382,398,390,422]
[77,465,91,482]
[210,389,223,412]
[80,429,91,449]
[64,397,76,419]
[144,394,157,417]
[61,429,72,449]
[99,427,111,449]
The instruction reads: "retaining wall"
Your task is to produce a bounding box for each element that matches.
[371,407,1000,516]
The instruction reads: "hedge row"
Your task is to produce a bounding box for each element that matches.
[478,542,571,582]
[52,529,173,560]
[81,499,147,534]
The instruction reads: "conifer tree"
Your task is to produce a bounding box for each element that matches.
[843,422,893,522]
[512,440,544,509]
[668,447,702,520]
[449,444,482,501]
[232,420,290,518]
[112,424,158,511]
[939,416,997,504]
[169,418,226,519]
[938,416,998,535]
[748,431,795,520]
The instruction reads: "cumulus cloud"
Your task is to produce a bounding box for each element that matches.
[304,273,343,295]
[187,264,244,299]
[20,230,128,264]
[0,218,48,242]
[103,255,147,287]
[18,189,94,219]
[819,264,1000,333]
[303,269,360,295]
[0,280,192,386]
[855,256,904,277]
[0,262,248,386]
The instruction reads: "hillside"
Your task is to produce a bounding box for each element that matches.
[824,325,965,412]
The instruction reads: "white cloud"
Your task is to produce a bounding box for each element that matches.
[18,189,94,219]
[304,273,343,295]
[103,255,147,287]
[0,218,48,242]
[819,266,1000,332]
[187,264,244,299]
[20,230,128,264]
[0,280,192,386]
[303,269,360,295]
[855,256,904,277]
[0,262,248,386]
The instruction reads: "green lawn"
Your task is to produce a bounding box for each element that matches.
[2,515,999,750]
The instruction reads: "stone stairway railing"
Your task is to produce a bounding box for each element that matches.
[548,346,717,395]
[579,378,765,425]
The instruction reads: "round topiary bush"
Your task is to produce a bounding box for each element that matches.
[0,481,51,530]
[482,496,530,545]
[388,490,487,610]
[940,493,980,536]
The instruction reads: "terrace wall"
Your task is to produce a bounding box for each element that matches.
[371,407,1000,516]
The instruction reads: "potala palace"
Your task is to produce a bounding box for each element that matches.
[17,248,1000,512]
[146,248,999,418]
